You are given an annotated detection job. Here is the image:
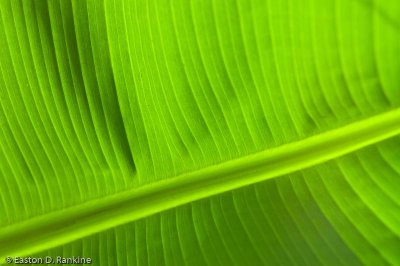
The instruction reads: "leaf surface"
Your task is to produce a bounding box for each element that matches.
[0,0,399,265]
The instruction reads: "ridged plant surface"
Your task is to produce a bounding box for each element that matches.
[0,0,400,265]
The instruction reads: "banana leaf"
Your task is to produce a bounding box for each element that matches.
[0,0,400,265]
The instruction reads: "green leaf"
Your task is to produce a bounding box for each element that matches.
[0,0,399,265]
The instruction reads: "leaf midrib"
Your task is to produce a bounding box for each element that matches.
[1,108,400,260]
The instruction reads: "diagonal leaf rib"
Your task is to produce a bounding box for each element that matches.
[1,108,400,260]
